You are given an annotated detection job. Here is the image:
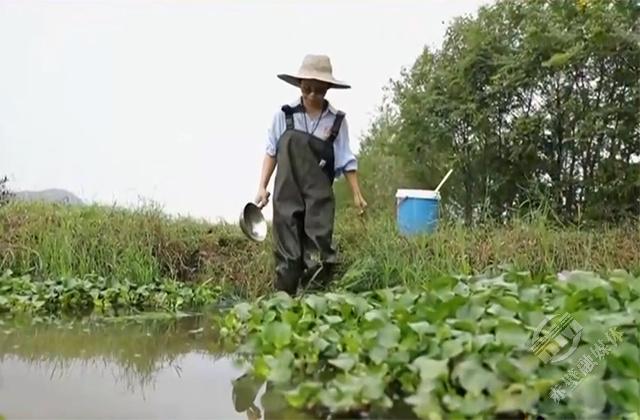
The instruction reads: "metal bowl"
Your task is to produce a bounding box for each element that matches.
[239,202,267,242]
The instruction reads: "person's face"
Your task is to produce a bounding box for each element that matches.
[300,79,329,108]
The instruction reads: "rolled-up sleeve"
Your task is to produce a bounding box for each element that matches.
[266,110,285,157]
[333,116,357,177]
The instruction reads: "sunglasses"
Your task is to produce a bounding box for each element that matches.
[301,83,328,95]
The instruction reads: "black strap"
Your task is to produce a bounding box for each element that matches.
[281,104,304,130]
[327,111,345,143]
[281,102,339,138]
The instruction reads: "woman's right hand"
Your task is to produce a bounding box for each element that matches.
[254,187,270,209]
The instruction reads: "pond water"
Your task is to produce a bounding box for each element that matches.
[0,314,313,420]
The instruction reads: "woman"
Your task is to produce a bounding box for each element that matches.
[255,54,367,295]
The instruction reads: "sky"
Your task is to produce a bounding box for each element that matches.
[0,0,492,223]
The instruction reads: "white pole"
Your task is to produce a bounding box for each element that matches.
[434,169,454,193]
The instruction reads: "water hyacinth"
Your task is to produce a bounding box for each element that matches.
[218,270,640,419]
[0,270,222,316]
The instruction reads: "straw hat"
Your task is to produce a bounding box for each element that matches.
[277,54,351,89]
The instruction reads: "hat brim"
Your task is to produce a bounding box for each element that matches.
[277,74,351,89]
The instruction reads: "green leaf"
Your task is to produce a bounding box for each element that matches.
[487,303,515,318]
[449,319,477,333]
[510,355,540,377]
[322,328,341,343]
[495,320,528,348]
[266,291,294,309]
[494,383,540,414]
[604,378,640,413]
[253,356,273,378]
[405,385,444,419]
[441,337,465,358]
[455,302,485,320]
[265,350,294,384]
[452,357,498,395]
[628,275,640,295]
[282,310,299,325]
[430,275,457,293]
[318,386,357,412]
[570,375,607,416]
[411,356,448,380]
[519,288,541,306]
[608,273,631,300]
[607,295,621,311]
[377,323,401,348]
[397,290,418,308]
[323,315,343,324]
[329,353,357,371]
[581,321,609,344]
[478,317,499,333]
[343,295,371,315]
[409,321,434,335]
[460,394,493,416]
[445,393,494,416]
[472,275,518,293]
[452,281,470,297]
[363,328,378,340]
[562,271,612,291]
[494,358,526,382]
[361,373,386,401]
[375,288,395,304]
[283,381,322,409]
[592,312,636,328]
[364,309,387,323]
[233,302,253,320]
[264,310,277,323]
[389,349,410,365]
[313,336,330,352]
[304,295,327,314]
[369,346,388,365]
[608,342,640,378]
[342,331,361,354]
[436,295,467,319]
[472,334,494,351]
[262,321,292,349]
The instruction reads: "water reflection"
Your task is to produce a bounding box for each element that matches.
[231,373,317,420]
[0,314,310,420]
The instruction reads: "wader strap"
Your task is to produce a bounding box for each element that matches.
[281,104,304,130]
[327,111,345,143]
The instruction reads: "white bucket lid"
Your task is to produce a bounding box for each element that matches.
[395,189,440,199]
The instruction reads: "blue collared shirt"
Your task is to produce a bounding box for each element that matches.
[265,98,358,177]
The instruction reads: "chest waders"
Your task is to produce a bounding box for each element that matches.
[272,101,346,295]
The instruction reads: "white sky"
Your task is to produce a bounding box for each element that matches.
[0,0,492,223]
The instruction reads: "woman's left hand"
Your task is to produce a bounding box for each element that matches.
[353,192,368,215]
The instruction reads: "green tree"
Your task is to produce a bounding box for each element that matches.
[359,0,640,225]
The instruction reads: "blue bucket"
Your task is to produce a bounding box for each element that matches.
[395,189,440,235]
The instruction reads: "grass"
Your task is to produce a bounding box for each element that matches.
[0,200,638,303]
[334,210,640,292]
[0,201,272,298]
